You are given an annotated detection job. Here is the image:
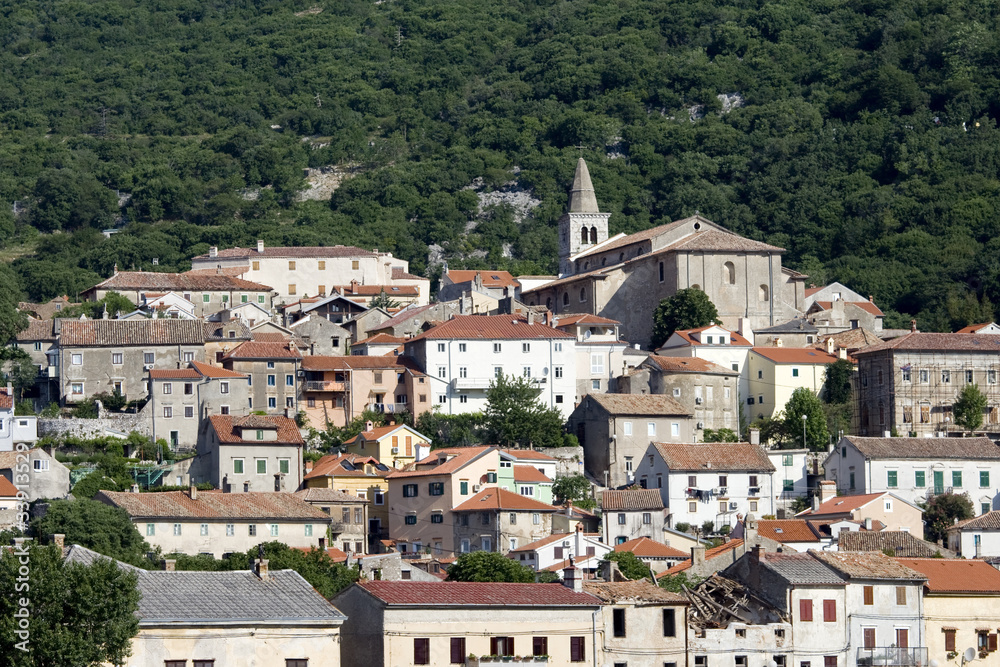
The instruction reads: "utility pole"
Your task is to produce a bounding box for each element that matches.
[396,26,402,47]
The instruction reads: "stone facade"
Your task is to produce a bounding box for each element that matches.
[288,314,351,356]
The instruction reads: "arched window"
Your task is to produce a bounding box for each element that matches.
[581,227,589,244]
[562,292,569,306]
[546,297,552,309]
[619,253,624,262]
[580,288,587,302]
[584,262,589,270]
[590,226,598,243]
[724,261,736,285]
[759,284,769,302]
[601,258,606,266]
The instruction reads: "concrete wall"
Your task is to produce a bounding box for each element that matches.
[598,601,687,667]
[602,507,669,545]
[59,343,205,404]
[643,366,740,434]
[689,620,794,667]
[454,508,553,554]
[127,624,341,667]
[39,414,151,439]
[0,448,71,501]
[844,580,924,667]
[289,316,351,356]
[133,517,326,558]
[923,594,1000,667]
[223,358,298,415]
[204,439,303,493]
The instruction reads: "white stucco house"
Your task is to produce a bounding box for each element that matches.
[947,510,1000,558]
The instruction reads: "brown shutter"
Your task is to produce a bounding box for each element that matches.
[800,599,813,622]
[990,634,998,653]
[823,599,837,622]
[864,628,876,649]
[533,637,548,657]
[864,586,874,605]
[945,630,956,652]
[491,637,500,655]
[450,638,465,664]
[896,587,906,605]
[571,636,585,662]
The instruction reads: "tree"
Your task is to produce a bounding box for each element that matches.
[30,499,152,567]
[483,374,568,448]
[552,473,596,510]
[658,571,703,593]
[954,384,988,432]
[781,388,830,451]
[2,351,38,400]
[0,543,140,667]
[600,551,652,580]
[369,289,401,311]
[0,264,27,347]
[824,359,854,404]
[650,288,721,349]
[924,492,974,544]
[446,551,536,583]
[702,428,738,442]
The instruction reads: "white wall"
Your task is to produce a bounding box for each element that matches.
[844,581,923,667]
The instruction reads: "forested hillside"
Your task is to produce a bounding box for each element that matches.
[3,0,1000,330]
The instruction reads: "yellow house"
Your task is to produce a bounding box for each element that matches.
[304,454,392,540]
[896,558,1000,666]
[747,346,838,421]
[343,421,431,469]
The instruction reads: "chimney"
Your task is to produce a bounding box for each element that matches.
[869,295,874,303]
[565,500,573,517]
[748,428,760,446]
[600,559,621,582]
[113,262,118,274]
[691,545,706,567]
[209,246,218,258]
[775,337,783,347]
[366,420,374,432]
[527,311,534,325]
[257,240,265,253]
[825,337,835,355]
[910,319,917,333]
[254,558,269,580]
[744,514,758,542]
[812,495,820,511]
[819,480,837,505]
[189,484,197,501]
[161,559,176,571]
[863,517,873,530]
[52,534,65,552]
[5,382,12,398]
[563,564,583,592]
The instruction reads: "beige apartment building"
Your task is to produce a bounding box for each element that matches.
[386,446,500,556]
[746,346,838,422]
[222,340,301,415]
[451,487,558,554]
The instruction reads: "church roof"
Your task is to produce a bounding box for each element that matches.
[568,158,601,213]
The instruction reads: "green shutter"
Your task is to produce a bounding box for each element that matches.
[953,471,963,488]
[460,481,469,495]
[234,460,244,474]
[887,471,897,488]
[914,471,925,488]
[982,471,990,488]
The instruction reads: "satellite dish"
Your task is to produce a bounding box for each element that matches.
[965,648,977,663]
[930,660,939,667]
[767,660,778,667]
[584,330,592,340]
[543,367,549,376]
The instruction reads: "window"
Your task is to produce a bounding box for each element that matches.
[523,366,531,377]
[553,365,564,379]
[288,284,296,295]
[450,637,466,664]
[953,471,963,488]
[643,512,652,524]
[571,637,586,662]
[533,637,548,657]
[863,629,876,650]
[618,513,626,525]
[220,405,230,415]
[623,422,632,436]
[173,523,182,536]
[824,659,837,667]
[942,370,951,383]
[437,343,446,353]
[823,599,836,622]
[792,368,799,378]
[520,485,535,497]
[429,482,444,496]
[233,459,244,474]
[431,513,443,524]
[663,609,676,636]
[163,407,173,418]
[146,523,155,536]
[111,352,123,365]
[724,261,735,284]
[494,343,502,353]
[783,480,793,492]
[799,599,813,621]
[902,368,911,382]
[532,512,540,524]
[887,471,897,488]
[945,629,957,653]
[490,637,515,657]
[193,662,215,667]
[522,343,531,353]
[591,353,604,374]
[695,658,707,667]
[982,471,990,488]
[990,370,997,385]
[286,374,294,386]
[671,423,680,437]
[267,374,276,387]
[268,397,276,408]
[403,484,418,498]
[256,459,267,474]
[405,515,417,525]
[647,422,656,437]
[200,523,208,536]
[248,524,257,536]
[71,382,84,396]
[72,353,82,365]
[863,585,874,605]
[689,501,697,512]
[414,638,430,665]
[613,608,627,637]
[163,383,172,395]
[895,586,907,605]
[374,490,384,505]
[459,395,468,404]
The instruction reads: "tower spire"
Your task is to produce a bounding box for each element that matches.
[568,157,600,213]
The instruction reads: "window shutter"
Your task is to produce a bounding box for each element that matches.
[533,637,548,657]
[945,630,956,652]
[799,599,813,622]
[863,586,873,605]
[414,638,430,665]
[571,637,585,662]
[990,634,998,653]
[823,599,836,622]
[450,638,465,664]
[663,609,676,636]
[554,547,564,559]
[896,587,906,605]
[491,637,501,655]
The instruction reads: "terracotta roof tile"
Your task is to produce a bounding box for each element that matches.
[652,443,775,472]
[355,581,600,606]
[751,347,839,364]
[838,531,947,557]
[796,492,887,518]
[387,447,496,479]
[670,326,752,348]
[513,465,552,483]
[856,332,1000,354]
[614,537,687,559]
[294,487,364,503]
[407,315,573,342]
[820,328,883,350]
[658,539,744,577]
[554,314,621,326]
[810,551,926,581]
[16,319,56,341]
[0,391,13,410]
[956,323,997,334]
[207,415,303,444]
[194,245,380,260]
[354,333,407,346]
[584,580,688,603]
[189,360,247,378]
[645,356,738,375]
[602,489,665,511]
[949,510,1000,531]
[91,270,272,292]
[814,300,884,317]
[59,319,205,346]
[501,449,557,462]
[392,267,425,281]
[300,355,423,372]
[303,454,392,479]
[452,487,558,512]
[251,332,290,342]
[149,368,201,379]
[337,284,420,297]
[584,393,690,416]
[756,520,822,543]
[843,436,1000,460]
[0,476,19,497]
[223,341,302,360]
[445,270,520,289]
[97,490,328,520]
[895,558,1000,593]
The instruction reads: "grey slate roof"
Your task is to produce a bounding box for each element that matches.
[64,545,345,624]
[760,553,845,586]
[755,318,819,334]
[843,436,1000,460]
[838,530,953,557]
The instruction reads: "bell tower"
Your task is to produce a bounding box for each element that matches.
[558,158,610,276]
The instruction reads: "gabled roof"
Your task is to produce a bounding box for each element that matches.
[949,510,1000,532]
[89,270,272,293]
[344,423,429,445]
[189,360,247,378]
[337,283,420,297]
[895,558,1000,594]
[812,300,884,317]
[149,368,201,380]
[294,487,364,503]
[957,322,999,334]
[500,449,557,462]
[0,391,14,410]
[855,332,1000,354]
[351,581,600,606]
[666,326,752,348]
[300,355,423,373]
[796,492,895,518]
[751,347,839,364]
[222,340,302,360]
[652,442,775,472]
[838,531,948,558]
[387,446,496,479]
[207,415,303,445]
[96,490,328,520]
[452,487,558,513]
[407,315,573,342]
[202,321,251,341]
[644,356,738,375]
[15,318,57,341]
[759,552,846,586]
[0,476,19,497]
[304,454,392,479]
[658,539,744,577]
[810,551,926,581]
[554,314,621,327]
[756,520,823,543]
[840,436,1000,461]
[583,580,687,604]
[583,393,690,416]
[445,270,520,289]
[353,333,406,346]
[58,319,205,346]
[513,465,552,484]
[614,537,687,559]
[193,245,380,260]
[508,532,603,554]
[602,489,665,511]
[820,327,882,350]
[755,318,819,334]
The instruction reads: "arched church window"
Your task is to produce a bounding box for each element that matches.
[580,288,587,302]
[590,227,598,244]
[581,227,589,244]
[546,297,552,309]
[724,261,736,285]
[563,292,569,306]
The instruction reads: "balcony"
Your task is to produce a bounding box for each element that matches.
[370,403,408,414]
[857,647,928,667]
[451,377,493,390]
[470,657,548,665]
[305,380,346,392]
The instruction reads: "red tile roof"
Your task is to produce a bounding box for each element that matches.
[149,368,201,379]
[59,319,206,346]
[16,319,57,341]
[652,442,775,472]
[811,551,926,581]
[756,520,822,543]
[896,558,1000,593]
[513,465,552,483]
[855,332,1000,354]
[354,333,407,346]
[223,341,302,360]
[190,360,247,378]
[584,580,688,603]
[814,300,884,317]
[303,454,392,479]
[90,270,272,293]
[96,490,329,520]
[387,447,496,479]
[452,487,558,513]
[194,245,380,260]
[445,270,520,289]
[408,315,573,341]
[300,355,423,372]
[501,449,557,462]
[751,347,839,364]
[251,332,290,342]
[355,581,600,606]
[602,489,665,511]
[207,415,303,444]
[0,392,13,410]
[0,476,19,497]
[614,537,687,559]
[658,539,744,577]
[583,393,690,416]
[555,314,621,326]
[949,510,1000,531]
[795,492,886,518]
[956,323,996,334]
[671,326,752,347]
[337,284,420,297]
[645,356,738,375]
[392,267,425,281]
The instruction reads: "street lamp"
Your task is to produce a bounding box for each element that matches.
[801,414,808,450]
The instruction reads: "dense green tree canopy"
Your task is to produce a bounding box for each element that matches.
[484,374,568,448]
[954,383,989,432]
[651,289,721,349]
[30,499,151,567]
[924,492,974,544]
[446,551,537,582]
[781,387,830,451]
[601,551,652,581]
[552,473,596,510]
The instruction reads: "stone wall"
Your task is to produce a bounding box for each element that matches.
[38,414,151,440]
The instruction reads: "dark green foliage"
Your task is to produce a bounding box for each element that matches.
[0,265,28,346]
[824,360,854,405]
[31,499,153,567]
[54,293,136,320]
[483,374,567,448]
[651,289,721,350]
[923,493,974,544]
[553,473,596,510]
[702,428,738,443]
[0,543,141,667]
[369,289,401,311]
[954,384,988,432]
[601,551,652,581]
[446,551,537,583]
[781,388,830,451]
[415,411,487,448]
[659,571,703,593]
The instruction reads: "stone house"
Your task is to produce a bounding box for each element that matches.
[303,454,393,545]
[56,319,206,404]
[147,361,250,450]
[451,486,558,554]
[341,306,392,346]
[584,579,688,667]
[96,488,330,558]
[822,436,1000,516]
[0,449,70,501]
[195,414,304,493]
[295,487,370,555]
[753,317,820,348]
[63,545,345,667]
[366,301,462,339]
[612,537,688,573]
[947,511,1000,558]
[298,355,432,429]
[638,441,776,532]
[281,293,369,327]
[601,488,669,545]
[81,269,274,318]
[349,332,405,356]
[221,340,301,415]
[11,319,58,404]
[746,346,838,422]
[333,580,601,667]
[201,319,252,365]
[852,332,1000,436]
[552,313,630,401]
[438,270,521,302]
[807,298,884,335]
[286,313,351,356]
[386,446,500,556]
[568,393,693,489]
[796,483,925,539]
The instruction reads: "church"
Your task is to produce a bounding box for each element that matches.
[522,158,808,347]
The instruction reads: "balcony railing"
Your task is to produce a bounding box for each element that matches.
[305,380,346,392]
[857,647,928,667]
[370,403,409,414]
[451,377,493,390]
